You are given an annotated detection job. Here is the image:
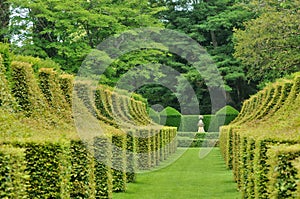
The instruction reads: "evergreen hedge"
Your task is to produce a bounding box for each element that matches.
[0,51,179,198]
[160,106,181,129]
[219,73,300,198]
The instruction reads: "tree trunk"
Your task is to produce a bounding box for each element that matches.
[210,30,218,48]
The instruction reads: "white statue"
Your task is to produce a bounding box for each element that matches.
[197,115,205,132]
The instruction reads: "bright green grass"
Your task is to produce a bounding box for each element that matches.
[114,148,240,199]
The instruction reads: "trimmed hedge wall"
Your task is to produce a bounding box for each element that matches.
[160,106,181,129]
[0,54,15,109]
[179,106,238,133]
[0,49,179,198]
[0,146,28,198]
[11,61,47,116]
[219,73,300,198]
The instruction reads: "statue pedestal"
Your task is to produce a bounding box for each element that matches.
[198,126,205,133]
[197,115,205,132]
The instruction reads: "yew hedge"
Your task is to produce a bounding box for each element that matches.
[220,73,300,198]
[0,54,178,198]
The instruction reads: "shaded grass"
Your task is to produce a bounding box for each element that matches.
[114,148,240,199]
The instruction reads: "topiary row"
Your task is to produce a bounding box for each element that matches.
[0,48,178,198]
[219,73,300,198]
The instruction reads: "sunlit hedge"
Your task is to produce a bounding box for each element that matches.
[220,73,300,198]
[0,50,178,198]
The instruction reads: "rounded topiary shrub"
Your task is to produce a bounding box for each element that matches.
[160,106,181,129]
[148,108,160,124]
[216,105,239,126]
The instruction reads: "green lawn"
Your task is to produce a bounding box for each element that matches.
[113,148,241,199]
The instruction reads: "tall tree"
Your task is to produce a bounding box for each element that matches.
[233,0,300,87]
[0,0,10,42]
[158,0,255,109]
[8,0,165,72]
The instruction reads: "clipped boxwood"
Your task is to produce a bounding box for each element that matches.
[58,74,74,106]
[160,106,181,129]
[25,142,68,198]
[203,115,219,132]
[0,146,28,198]
[69,140,93,198]
[179,115,198,132]
[148,108,160,124]
[111,133,126,192]
[11,61,47,116]
[215,105,239,127]
[0,55,15,109]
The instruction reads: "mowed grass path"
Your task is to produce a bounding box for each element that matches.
[114,148,240,199]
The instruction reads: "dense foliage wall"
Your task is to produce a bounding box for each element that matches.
[219,73,300,198]
[0,51,178,198]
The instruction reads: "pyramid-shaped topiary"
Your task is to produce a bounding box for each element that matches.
[160,106,181,129]
[216,105,239,126]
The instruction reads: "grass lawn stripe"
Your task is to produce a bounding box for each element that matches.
[113,148,240,199]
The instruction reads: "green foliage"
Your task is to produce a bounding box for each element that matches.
[203,115,219,132]
[9,0,164,72]
[233,2,300,87]
[14,55,61,73]
[111,134,127,192]
[125,131,136,183]
[179,115,199,132]
[11,61,47,116]
[216,105,239,126]
[0,146,28,198]
[69,140,93,198]
[38,68,71,121]
[160,106,181,129]
[0,54,15,109]
[148,108,160,124]
[0,42,11,76]
[93,137,113,198]
[219,72,300,198]
[58,74,74,106]
[25,142,67,198]
[0,1,10,42]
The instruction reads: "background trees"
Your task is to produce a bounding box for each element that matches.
[233,0,300,88]
[8,0,164,72]
[1,0,299,113]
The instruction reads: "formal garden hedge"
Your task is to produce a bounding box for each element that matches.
[0,49,178,198]
[160,106,181,129]
[219,72,300,198]
[178,105,239,132]
[177,132,219,147]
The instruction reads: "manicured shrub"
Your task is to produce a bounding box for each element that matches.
[0,146,28,198]
[13,55,61,73]
[136,129,152,170]
[267,144,300,198]
[203,115,219,132]
[0,54,15,109]
[70,140,93,198]
[179,115,198,132]
[215,105,239,126]
[160,106,181,129]
[58,74,74,106]
[111,133,126,192]
[93,137,113,198]
[125,130,136,183]
[11,61,47,116]
[25,142,68,198]
[39,68,71,120]
[219,73,300,198]
[148,108,160,124]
